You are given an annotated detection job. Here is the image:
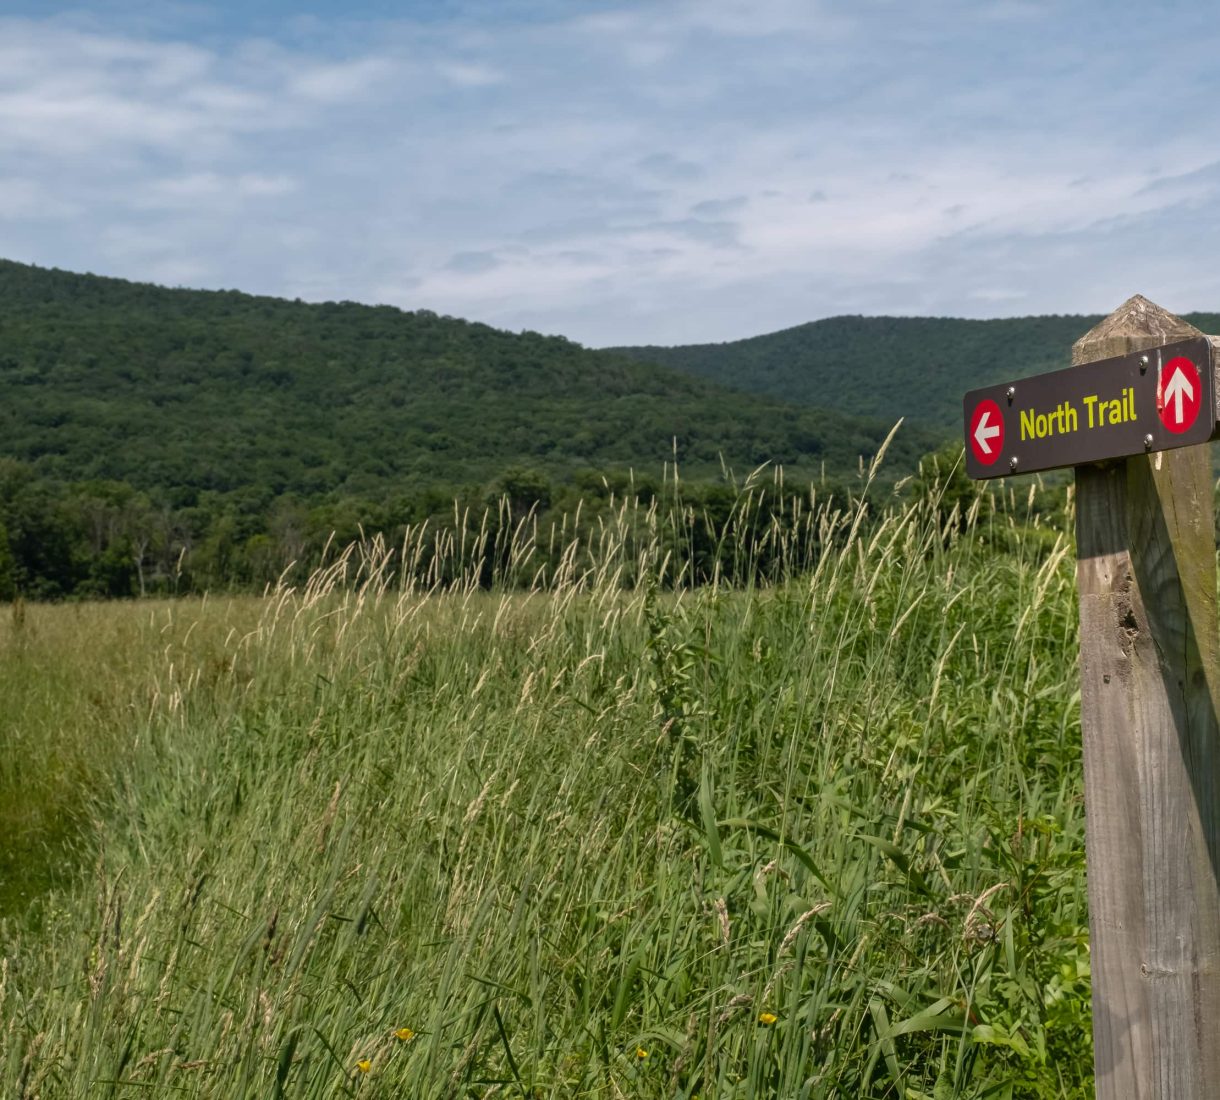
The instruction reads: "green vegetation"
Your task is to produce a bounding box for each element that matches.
[0,258,943,599]
[1,460,1091,1097]
[612,311,1220,433]
[0,259,1096,1093]
[0,457,924,600]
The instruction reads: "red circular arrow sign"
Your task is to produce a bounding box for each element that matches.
[969,399,1004,465]
[1158,356,1202,434]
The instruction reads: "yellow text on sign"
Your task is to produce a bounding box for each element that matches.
[1020,387,1137,441]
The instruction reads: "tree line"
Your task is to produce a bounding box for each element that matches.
[0,459,842,599]
[0,446,1075,602]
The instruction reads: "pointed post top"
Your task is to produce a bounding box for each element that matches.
[1073,294,1202,366]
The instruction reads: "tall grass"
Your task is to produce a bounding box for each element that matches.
[0,461,1088,1098]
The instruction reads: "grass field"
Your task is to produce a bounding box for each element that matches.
[0,461,1091,1098]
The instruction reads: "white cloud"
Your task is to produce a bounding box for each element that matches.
[567,0,836,44]
[0,178,81,219]
[287,57,396,103]
[3,2,1220,346]
[138,172,297,208]
[435,60,504,87]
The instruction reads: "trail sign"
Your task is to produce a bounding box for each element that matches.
[962,336,1214,479]
[961,296,1220,1098]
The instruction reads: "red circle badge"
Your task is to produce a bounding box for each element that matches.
[1158,356,1202,434]
[969,399,1004,465]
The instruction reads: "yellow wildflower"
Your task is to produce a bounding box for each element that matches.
[394,1027,416,1042]
[758,1012,778,1026]
[635,1047,648,1060]
[355,1059,372,1074]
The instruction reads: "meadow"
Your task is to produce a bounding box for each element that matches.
[0,456,1090,1098]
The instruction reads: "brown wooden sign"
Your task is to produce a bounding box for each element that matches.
[962,336,1214,478]
[961,296,1220,1098]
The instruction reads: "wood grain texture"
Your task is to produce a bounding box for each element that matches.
[1073,298,1220,1098]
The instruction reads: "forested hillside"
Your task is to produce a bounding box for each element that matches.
[0,260,937,599]
[0,260,927,493]
[612,312,1220,432]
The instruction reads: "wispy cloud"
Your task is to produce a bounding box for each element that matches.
[3,1,1220,345]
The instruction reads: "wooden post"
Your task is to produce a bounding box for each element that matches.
[1073,295,1220,1097]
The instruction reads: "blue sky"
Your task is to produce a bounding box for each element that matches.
[3,1,1220,346]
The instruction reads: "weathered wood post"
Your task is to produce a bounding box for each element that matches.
[1072,297,1220,1097]
[962,295,1220,1096]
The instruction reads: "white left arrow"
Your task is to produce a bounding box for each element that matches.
[974,409,1000,454]
[1165,364,1195,424]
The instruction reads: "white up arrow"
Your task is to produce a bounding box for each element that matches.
[1164,364,1195,425]
[974,409,1000,454]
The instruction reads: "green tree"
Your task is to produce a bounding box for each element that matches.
[490,467,552,513]
[0,520,15,601]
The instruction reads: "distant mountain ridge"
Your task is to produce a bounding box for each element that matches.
[610,311,1220,433]
[0,259,935,499]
